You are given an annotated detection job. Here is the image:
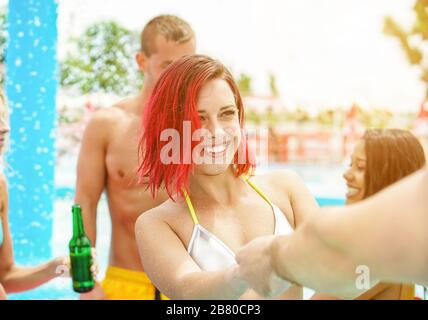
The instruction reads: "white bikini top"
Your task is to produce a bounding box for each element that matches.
[184,176,294,272]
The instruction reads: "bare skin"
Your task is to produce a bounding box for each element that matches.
[135,79,320,299]
[74,35,195,298]
[0,173,68,294]
[0,283,6,300]
[136,169,318,300]
[0,99,70,297]
[311,139,413,300]
[236,168,428,299]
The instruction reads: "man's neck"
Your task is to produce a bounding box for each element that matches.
[135,84,153,114]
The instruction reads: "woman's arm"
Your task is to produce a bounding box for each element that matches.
[237,168,428,298]
[279,170,320,226]
[265,170,319,228]
[267,170,319,299]
[310,283,392,300]
[135,210,248,300]
[0,174,66,293]
[0,258,65,293]
[272,168,428,296]
[0,283,6,300]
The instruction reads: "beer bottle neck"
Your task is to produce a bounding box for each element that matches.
[72,208,85,238]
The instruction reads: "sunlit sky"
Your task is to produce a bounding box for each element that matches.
[3,0,426,112]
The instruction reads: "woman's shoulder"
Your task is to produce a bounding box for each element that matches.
[0,172,6,185]
[0,172,6,219]
[249,169,307,226]
[0,172,7,197]
[135,198,188,231]
[248,170,298,208]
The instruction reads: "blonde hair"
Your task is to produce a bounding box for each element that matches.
[0,89,5,105]
[141,15,195,57]
[0,88,9,164]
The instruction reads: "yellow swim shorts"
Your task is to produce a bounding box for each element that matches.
[101,266,169,300]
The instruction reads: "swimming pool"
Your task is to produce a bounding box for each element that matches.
[8,162,348,300]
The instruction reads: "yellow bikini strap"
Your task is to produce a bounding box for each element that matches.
[183,189,199,225]
[242,174,274,207]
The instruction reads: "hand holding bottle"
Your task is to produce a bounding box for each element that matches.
[69,204,95,293]
[55,248,99,280]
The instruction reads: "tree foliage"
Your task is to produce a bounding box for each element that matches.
[237,73,252,96]
[384,0,428,98]
[60,20,143,95]
[269,73,279,98]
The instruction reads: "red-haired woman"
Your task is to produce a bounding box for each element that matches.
[135,55,319,299]
[312,128,426,300]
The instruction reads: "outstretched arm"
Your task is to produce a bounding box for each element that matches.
[135,211,248,300]
[0,259,65,293]
[0,283,6,300]
[0,175,66,293]
[273,168,428,296]
[238,168,428,298]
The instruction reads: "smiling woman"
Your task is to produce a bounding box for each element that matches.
[138,54,254,200]
[135,54,320,300]
[312,128,427,300]
[344,129,426,205]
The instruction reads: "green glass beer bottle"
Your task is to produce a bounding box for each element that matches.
[69,204,94,293]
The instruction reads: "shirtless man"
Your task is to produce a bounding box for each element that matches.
[74,15,196,300]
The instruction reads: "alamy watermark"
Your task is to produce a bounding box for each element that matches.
[355,265,371,290]
[156,121,269,166]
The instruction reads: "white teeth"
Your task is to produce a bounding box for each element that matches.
[205,144,226,153]
[347,187,360,197]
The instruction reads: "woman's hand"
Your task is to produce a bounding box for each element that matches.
[53,248,105,299]
[236,235,292,298]
[0,283,7,300]
[54,248,99,280]
[223,264,248,298]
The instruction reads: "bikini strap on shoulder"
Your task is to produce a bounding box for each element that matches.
[183,189,199,225]
[242,174,274,207]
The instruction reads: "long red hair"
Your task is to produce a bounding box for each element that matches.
[138,55,255,199]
